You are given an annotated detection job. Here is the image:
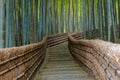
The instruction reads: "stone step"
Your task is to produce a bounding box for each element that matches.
[49,51,69,52]
[47,60,74,63]
[47,55,71,58]
[42,66,80,70]
[34,43,91,80]
[48,54,72,56]
[49,53,71,56]
[44,64,78,68]
[62,78,90,80]
[48,51,69,53]
[47,62,75,64]
[49,58,73,62]
[48,53,70,55]
[48,59,72,62]
[40,70,85,75]
[46,61,75,66]
[46,63,77,67]
[48,57,72,60]
[41,67,82,72]
[36,75,89,80]
[40,73,87,78]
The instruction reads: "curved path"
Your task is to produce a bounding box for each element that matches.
[34,43,92,80]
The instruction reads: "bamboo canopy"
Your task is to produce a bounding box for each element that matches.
[0,0,120,47]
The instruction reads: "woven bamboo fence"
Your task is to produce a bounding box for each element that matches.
[68,35,120,80]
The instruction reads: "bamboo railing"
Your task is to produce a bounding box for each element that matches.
[0,37,47,80]
[68,35,120,80]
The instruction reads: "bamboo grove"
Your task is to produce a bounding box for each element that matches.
[0,0,120,47]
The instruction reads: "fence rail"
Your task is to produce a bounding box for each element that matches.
[68,35,120,80]
[0,37,47,80]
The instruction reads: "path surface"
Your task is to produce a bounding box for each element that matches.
[34,43,92,80]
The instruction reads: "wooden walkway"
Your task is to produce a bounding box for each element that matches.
[34,43,92,80]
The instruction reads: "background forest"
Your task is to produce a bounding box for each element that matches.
[0,0,120,47]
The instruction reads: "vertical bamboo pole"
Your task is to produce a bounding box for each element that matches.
[0,0,5,47]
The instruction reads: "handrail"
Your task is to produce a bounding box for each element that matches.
[0,37,47,80]
[14,48,45,80]
[47,32,82,47]
[0,46,42,66]
[68,35,120,80]
[47,33,68,47]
